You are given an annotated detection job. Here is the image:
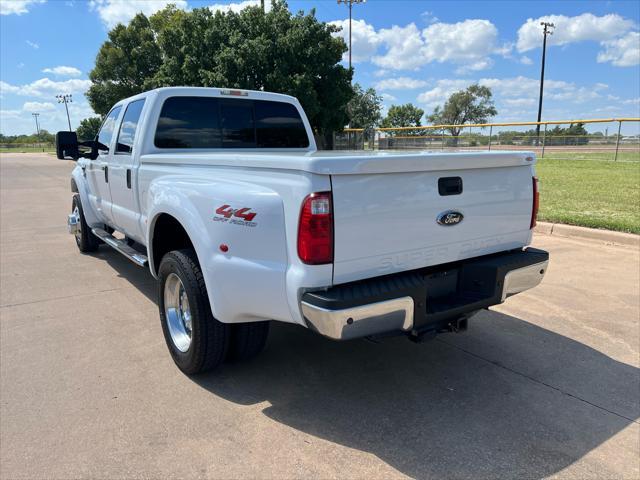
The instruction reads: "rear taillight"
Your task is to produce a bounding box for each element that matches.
[298,192,333,265]
[531,176,539,229]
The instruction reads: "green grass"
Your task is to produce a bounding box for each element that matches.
[0,147,55,154]
[542,150,640,163]
[536,158,640,234]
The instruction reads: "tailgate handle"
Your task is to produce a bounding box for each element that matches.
[438,177,463,196]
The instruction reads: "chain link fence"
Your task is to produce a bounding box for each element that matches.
[333,118,640,162]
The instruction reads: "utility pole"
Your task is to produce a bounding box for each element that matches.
[536,22,555,144]
[31,112,40,138]
[337,0,365,72]
[56,94,73,131]
[32,112,41,151]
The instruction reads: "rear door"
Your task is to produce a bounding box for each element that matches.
[330,164,534,285]
[86,106,121,225]
[110,98,146,240]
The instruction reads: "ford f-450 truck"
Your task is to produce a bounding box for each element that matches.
[57,87,549,375]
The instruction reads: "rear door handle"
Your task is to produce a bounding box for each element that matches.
[102,165,108,183]
[126,169,131,189]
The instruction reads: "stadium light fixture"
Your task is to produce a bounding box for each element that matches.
[56,94,73,131]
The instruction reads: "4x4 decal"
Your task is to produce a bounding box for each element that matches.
[214,204,257,227]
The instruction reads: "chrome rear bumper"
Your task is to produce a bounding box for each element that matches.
[301,297,414,340]
[501,260,549,301]
[300,248,549,341]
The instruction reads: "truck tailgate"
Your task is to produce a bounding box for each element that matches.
[331,164,534,285]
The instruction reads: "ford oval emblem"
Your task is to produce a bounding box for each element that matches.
[437,210,464,226]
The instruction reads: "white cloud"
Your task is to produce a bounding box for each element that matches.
[597,32,640,67]
[519,55,533,65]
[25,40,39,49]
[0,78,92,98]
[375,77,428,90]
[372,23,424,70]
[516,13,635,52]
[417,79,470,108]
[455,59,494,75]
[420,11,439,25]
[1,100,96,135]
[371,19,502,72]
[209,0,270,14]
[89,0,187,28]
[42,66,82,77]
[380,93,397,102]
[0,0,45,15]
[623,98,640,105]
[329,18,382,63]
[22,101,56,111]
[421,19,499,66]
[503,98,536,107]
[417,76,608,110]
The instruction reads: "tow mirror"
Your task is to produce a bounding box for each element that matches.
[56,131,79,160]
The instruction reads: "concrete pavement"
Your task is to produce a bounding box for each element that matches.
[1,153,638,479]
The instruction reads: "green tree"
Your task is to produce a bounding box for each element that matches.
[347,83,382,129]
[427,84,497,137]
[86,1,352,143]
[87,14,162,116]
[380,103,425,134]
[76,117,103,141]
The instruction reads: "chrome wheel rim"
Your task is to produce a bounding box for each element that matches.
[72,206,81,242]
[164,273,193,352]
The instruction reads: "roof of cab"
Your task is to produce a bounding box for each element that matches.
[115,86,298,107]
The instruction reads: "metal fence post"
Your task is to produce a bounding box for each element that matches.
[441,128,445,150]
[541,124,547,158]
[488,125,492,151]
[614,120,622,162]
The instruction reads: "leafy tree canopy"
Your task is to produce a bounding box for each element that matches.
[87,1,353,137]
[380,103,424,135]
[76,117,103,141]
[427,84,497,136]
[347,83,383,130]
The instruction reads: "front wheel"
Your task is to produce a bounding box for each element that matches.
[158,249,229,374]
[71,194,99,253]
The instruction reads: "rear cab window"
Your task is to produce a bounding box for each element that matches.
[154,96,309,149]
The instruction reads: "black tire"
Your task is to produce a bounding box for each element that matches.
[227,321,270,362]
[158,249,229,374]
[72,194,99,253]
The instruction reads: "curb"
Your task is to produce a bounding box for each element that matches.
[535,222,640,248]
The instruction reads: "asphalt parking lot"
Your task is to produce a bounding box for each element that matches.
[1,153,638,479]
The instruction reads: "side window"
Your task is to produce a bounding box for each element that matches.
[220,101,256,148]
[155,97,221,148]
[116,99,145,154]
[97,106,122,153]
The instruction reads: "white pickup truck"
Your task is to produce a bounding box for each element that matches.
[57,87,549,375]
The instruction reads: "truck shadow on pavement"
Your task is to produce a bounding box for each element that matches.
[104,250,640,479]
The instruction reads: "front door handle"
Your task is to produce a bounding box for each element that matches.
[102,165,108,183]
[126,169,131,189]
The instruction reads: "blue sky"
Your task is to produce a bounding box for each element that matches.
[1,0,639,136]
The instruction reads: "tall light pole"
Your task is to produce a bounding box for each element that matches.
[32,112,42,151]
[536,22,554,143]
[56,94,73,131]
[31,112,40,138]
[337,0,365,72]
